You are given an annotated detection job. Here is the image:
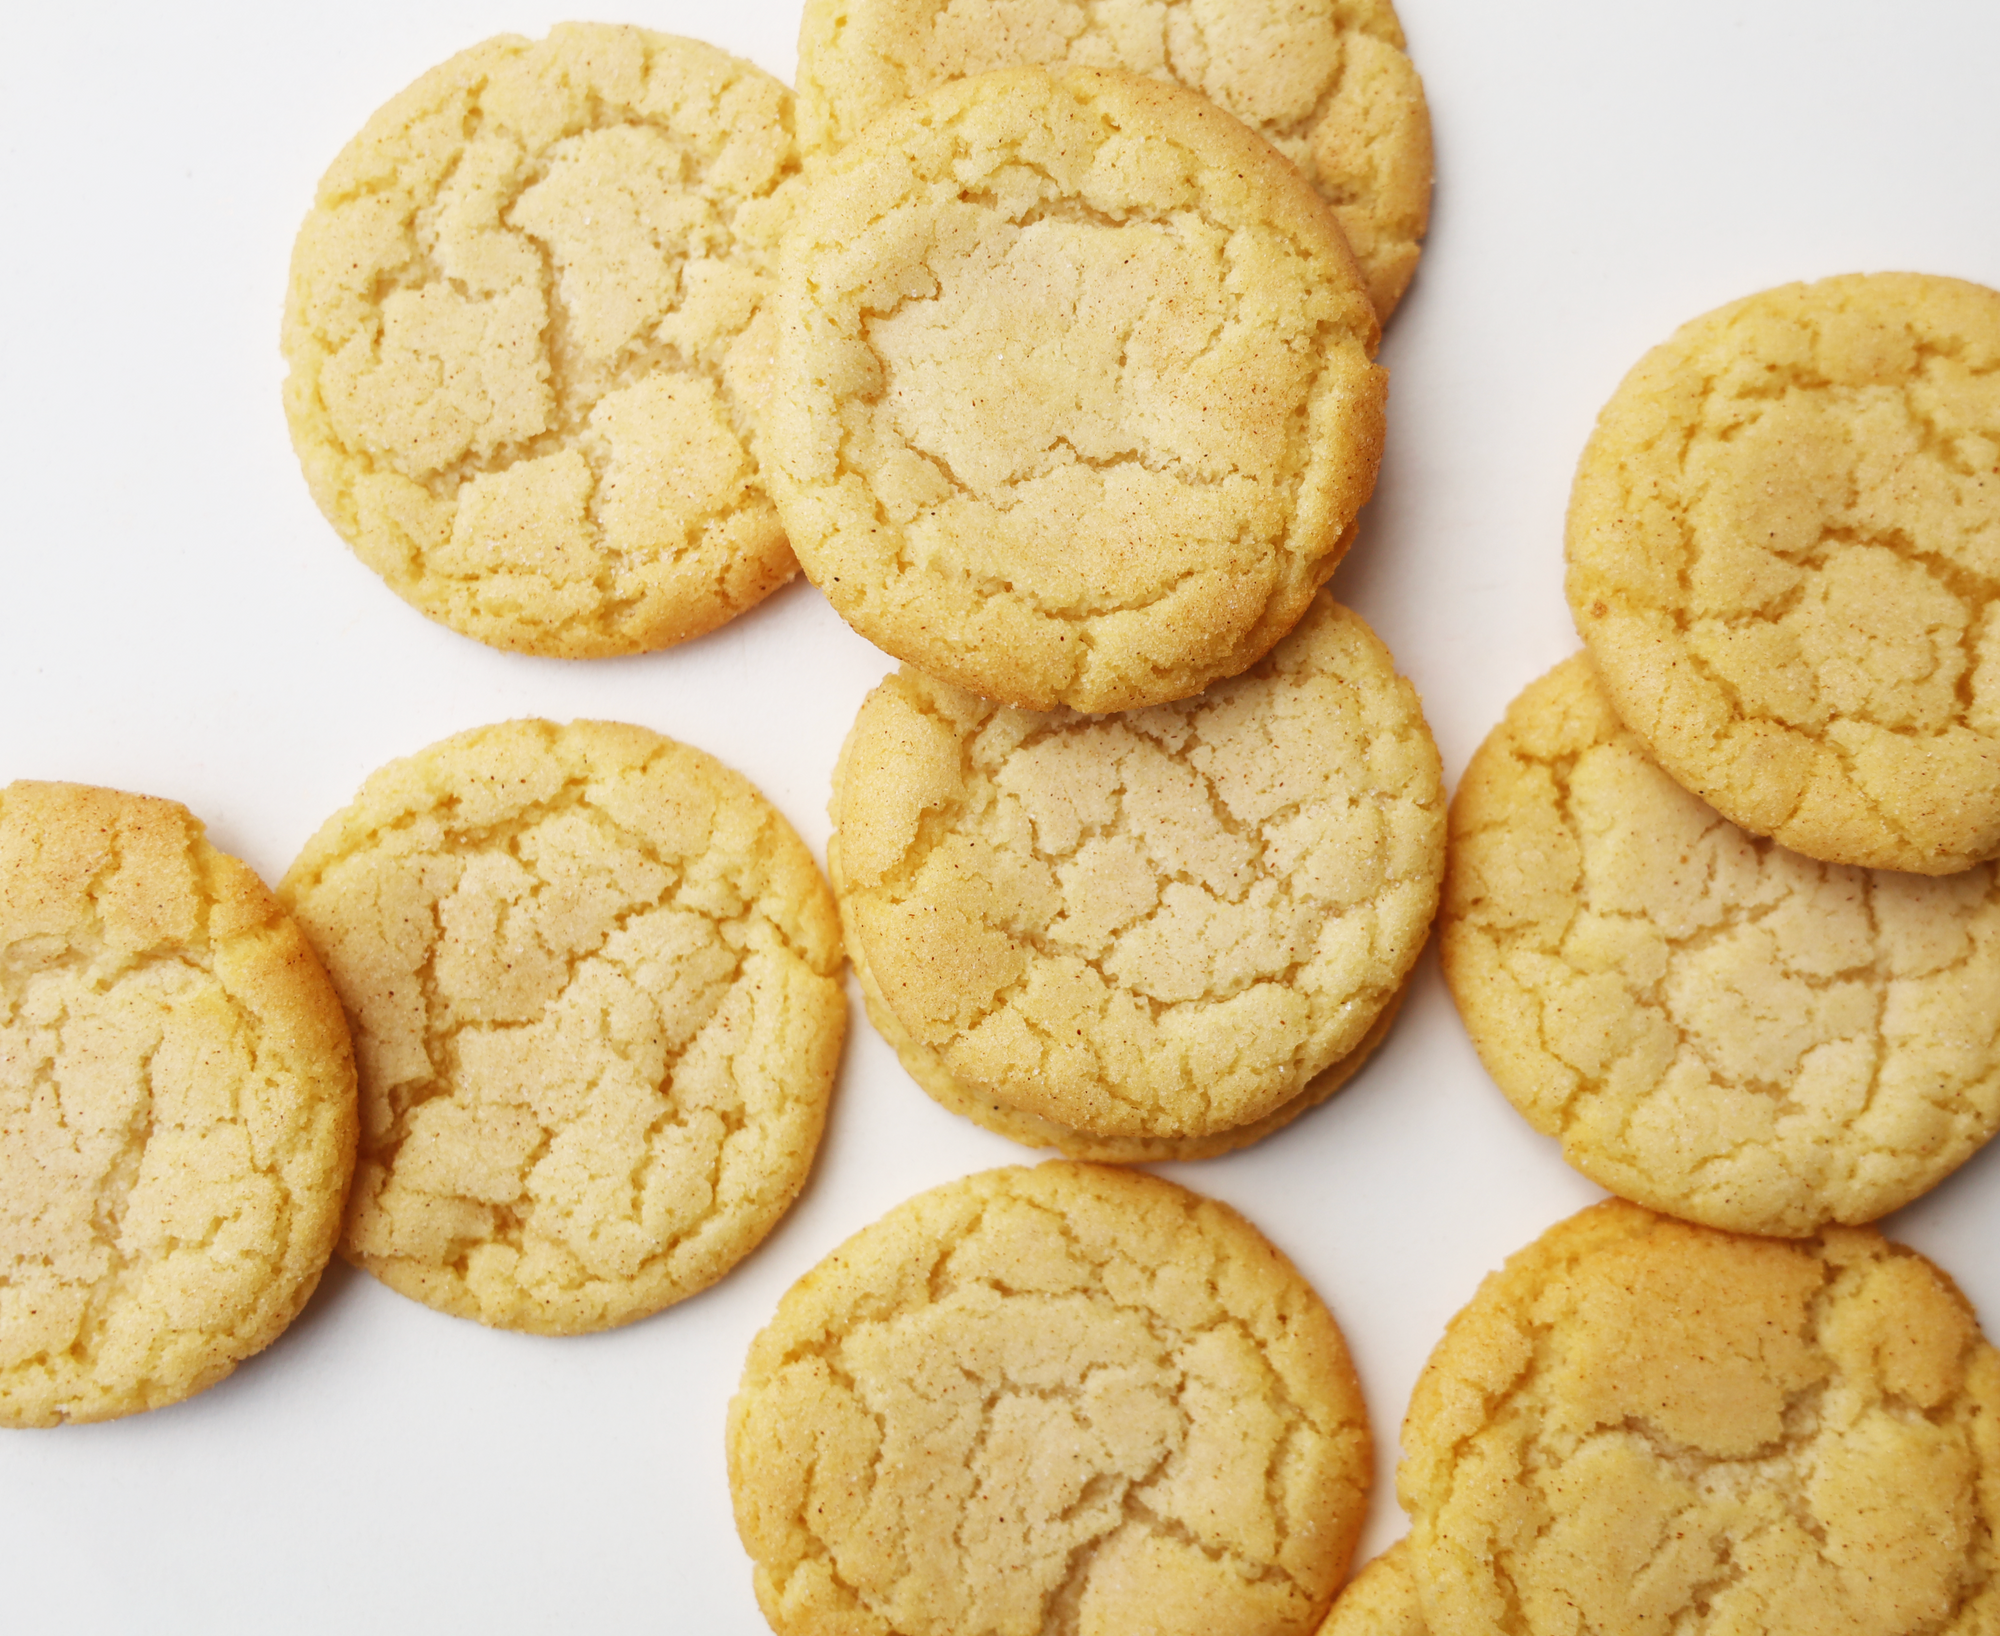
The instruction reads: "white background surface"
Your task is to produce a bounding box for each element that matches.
[2,2,1998,1630]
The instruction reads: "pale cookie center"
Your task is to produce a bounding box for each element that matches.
[1443,1239,1989,1636]
[356,811,766,1290]
[1,961,283,1371]
[325,121,764,582]
[1543,740,2000,1192]
[825,1284,1301,1633]
[861,207,1308,614]
[1679,379,1998,735]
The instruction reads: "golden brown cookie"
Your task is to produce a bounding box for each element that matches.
[830,597,1443,1152]
[768,66,1386,713]
[1399,1200,2000,1636]
[728,1162,1371,1636]
[279,720,845,1335]
[1443,655,2000,1237]
[794,0,1432,320]
[1317,1541,1427,1636]
[1567,272,2000,874]
[1,782,357,1426]
[282,26,803,657]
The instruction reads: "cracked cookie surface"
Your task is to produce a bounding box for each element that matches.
[728,1161,1370,1636]
[282,26,803,657]
[279,720,844,1335]
[1316,1540,1426,1636]
[794,0,1431,320]
[1,782,357,1426]
[769,66,1385,713]
[1398,1200,2000,1636]
[1566,273,2000,874]
[830,598,1442,1146]
[1444,655,2000,1237]
[844,899,1406,1160]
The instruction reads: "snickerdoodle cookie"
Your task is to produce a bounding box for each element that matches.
[1567,273,2000,874]
[728,1162,1371,1636]
[279,720,844,1335]
[1,782,356,1426]
[1443,655,2000,1237]
[282,26,802,657]
[794,0,1432,319]
[769,66,1386,713]
[1400,1200,2000,1636]
[830,598,1442,1154]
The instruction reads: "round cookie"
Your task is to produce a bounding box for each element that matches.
[1317,1541,1427,1636]
[829,597,1443,1150]
[282,26,803,658]
[728,1161,1372,1636]
[1399,1200,2000,1636]
[279,720,845,1335]
[1444,654,2000,1237]
[0,782,357,1427]
[1567,272,2000,875]
[769,66,1387,714]
[794,0,1432,320]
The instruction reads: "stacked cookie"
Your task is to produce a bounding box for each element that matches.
[831,598,1442,1160]
[762,19,1447,1160]
[1444,272,2000,1239]
[1389,275,2000,1636]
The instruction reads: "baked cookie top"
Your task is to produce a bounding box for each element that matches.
[795,0,1432,320]
[1567,273,2000,874]
[1399,1200,2000,1636]
[728,1162,1370,1636]
[1,782,356,1427]
[1317,1541,1427,1636]
[843,888,1406,1161]
[830,597,1442,1144]
[279,720,844,1335]
[1444,655,2000,1237]
[282,26,802,658]
[769,66,1386,713]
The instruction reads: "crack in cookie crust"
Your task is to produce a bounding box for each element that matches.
[281,25,805,658]
[794,0,1431,320]
[1398,1202,2000,1636]
[770,66,1385,713]
[0,782,356,1427]
[1566,273,2000,873]
[279,719,844,1335]
[1443,655,2000,1237]
[728,1162,1370,1636]
[831,598,1442,1142]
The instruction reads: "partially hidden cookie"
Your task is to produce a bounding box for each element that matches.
[1317,1541,1427,1636]
[849,917,1407,1162]
[769,66,1386,713]
[795,0,1432,320]
[830,597,1443,1152]
[1399,1200,2000,1636]
[729,1162,1371,1636]
[1444,654,2000,1237]
[282,26,803,657]
[1567,272,2000,874]
[279,720,844,1335]
[1,782,357,1426]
